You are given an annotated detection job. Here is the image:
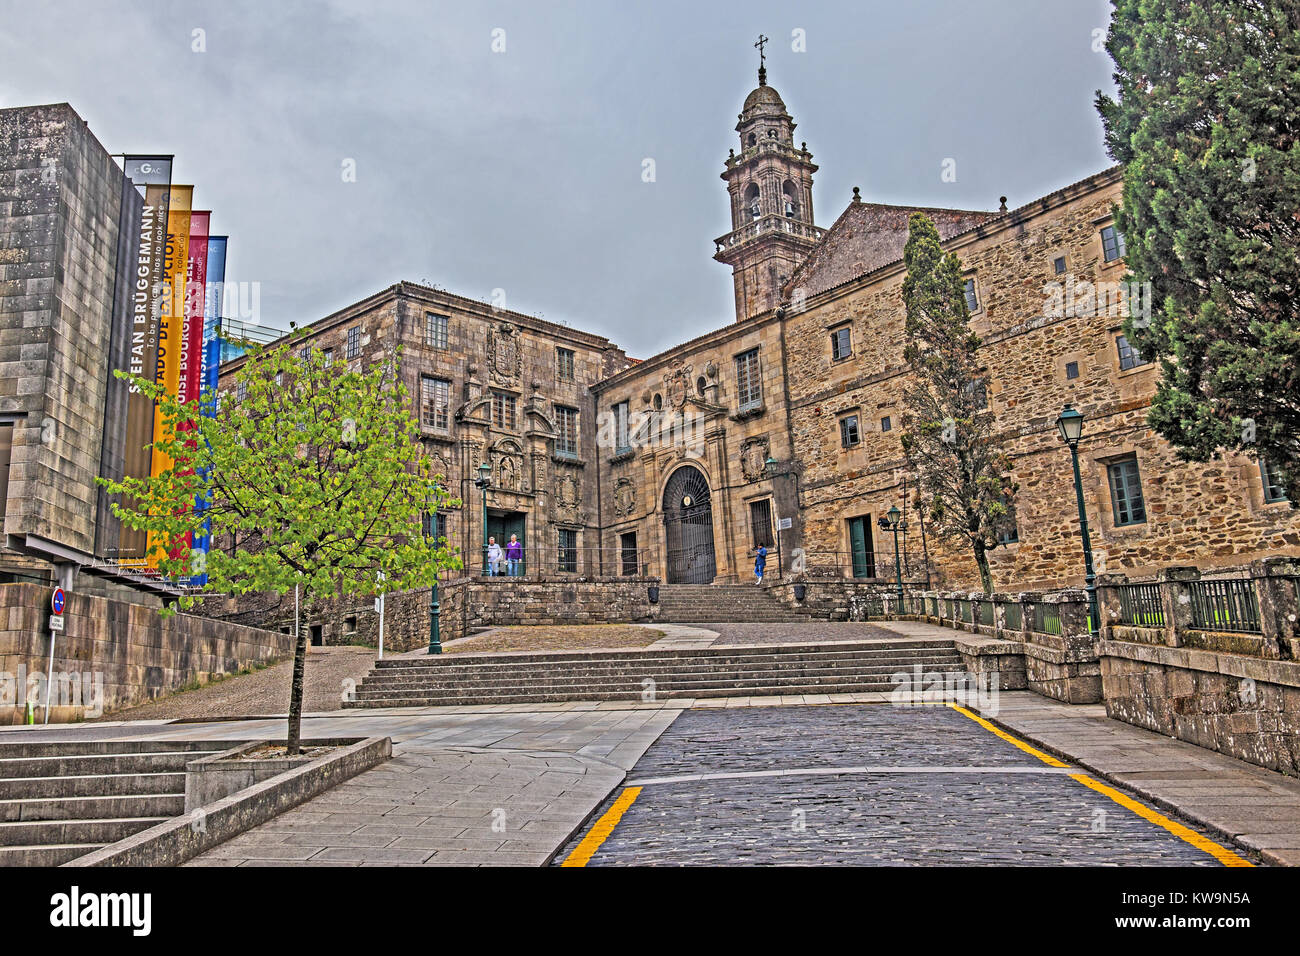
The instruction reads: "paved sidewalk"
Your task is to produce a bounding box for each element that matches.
[971,693,1300,866]
[180,706,682,866]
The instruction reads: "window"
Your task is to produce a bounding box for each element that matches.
[830,326,852,361]
[298,346,310,360]
[235,380,247,402]
[880,415,892,433]
[745,183,760,219]
[322,348,334,364]
[613,401,630,453]
[422,511,448,542]
[420,376,450,430]
[1116,334,1149,371]
[555,405,578,458]
[1065,361,1080,380]
[491,392,517,429]
[558,529,578,573]
[1054,256,1067,275]
[1261,459,1288,503]
[735,348,762,411]
[274,372,283,388]
[840,414,861,448]
[964,277,979,312]
[424,312,449,349]
[1107,456,1147,526]
[750,499,774,549]
[1101,225,1127,262]
[556,347,575,382]
[346,326,361,359]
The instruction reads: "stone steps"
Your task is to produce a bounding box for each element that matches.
[346,638,968,707]
[355,656,963,693]
[652,584,811,623]
[0,740,242,867]
[0,771,185,800]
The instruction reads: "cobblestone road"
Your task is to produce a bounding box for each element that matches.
[556,704,1240,866]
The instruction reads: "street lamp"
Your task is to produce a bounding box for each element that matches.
[1056,404,1099,635]
[878,505,906,613]
[474,462,491,575]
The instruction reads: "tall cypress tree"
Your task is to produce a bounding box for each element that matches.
[1097,0,1300,500]
[900,213,1017,594]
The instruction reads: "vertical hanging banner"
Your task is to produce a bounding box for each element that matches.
[173,212,210,557]
[118,156,174,567]
[146,186,192,567]
[179,211,209,408]
[192,235,227,585]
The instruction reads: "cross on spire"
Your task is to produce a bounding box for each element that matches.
[755,34,768,85]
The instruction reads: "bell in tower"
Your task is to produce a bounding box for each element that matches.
[713,36,822,322]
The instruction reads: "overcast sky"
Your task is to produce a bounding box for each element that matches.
[0,0,1117,358]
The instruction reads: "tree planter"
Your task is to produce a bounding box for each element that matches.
[186,737,362,812]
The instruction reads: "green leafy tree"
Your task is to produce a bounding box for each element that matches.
[900,213,1017,594]
[99,341,461,753]
[1097,0,1300,499]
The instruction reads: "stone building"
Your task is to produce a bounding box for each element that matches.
[0,104,139,592]
[221,65,1300,603]
[218,282,631,578]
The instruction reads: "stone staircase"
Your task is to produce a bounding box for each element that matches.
[0,738,237,866]
[345,638,968,708]
[654,583,812,623]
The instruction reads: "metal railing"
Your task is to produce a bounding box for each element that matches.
[795,550,931,581]
[1030,602,1062,636]
[1003,602,1023,631]
[1188,577,1261,633]
[1116,582,1165,627]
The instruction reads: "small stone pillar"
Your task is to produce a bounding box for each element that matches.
[1094,572,1129,640]
[1250,557,1299,660]
[1157,566,1200,648]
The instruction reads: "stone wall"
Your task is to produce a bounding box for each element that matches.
[0,583,293,722]
[1099,642,1300,776]
[202,577,659,654]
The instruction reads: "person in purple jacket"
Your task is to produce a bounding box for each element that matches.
[505,533,524,577]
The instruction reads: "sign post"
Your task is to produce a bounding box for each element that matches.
[45,588,65,724]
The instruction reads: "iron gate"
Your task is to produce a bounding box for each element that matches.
[663,466,716,584]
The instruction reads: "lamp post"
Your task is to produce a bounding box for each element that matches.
[473,462,491,575]
[1056,404,1099,635]
[427,574,442,654]
[878,505,906,614]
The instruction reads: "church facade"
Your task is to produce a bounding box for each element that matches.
[220,68,1300,596]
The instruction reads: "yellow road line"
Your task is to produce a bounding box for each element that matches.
[949,704,1069,767]
[560,786,642,867]
[948,703,1253,867]
[1069,772,1253,867]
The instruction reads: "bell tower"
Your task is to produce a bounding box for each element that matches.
[714,37,822,322]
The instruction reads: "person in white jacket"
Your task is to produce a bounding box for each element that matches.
[486,536,504,576]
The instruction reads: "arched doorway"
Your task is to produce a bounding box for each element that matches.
[663,465,716,584]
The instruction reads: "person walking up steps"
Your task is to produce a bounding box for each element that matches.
[754,544,767,585]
